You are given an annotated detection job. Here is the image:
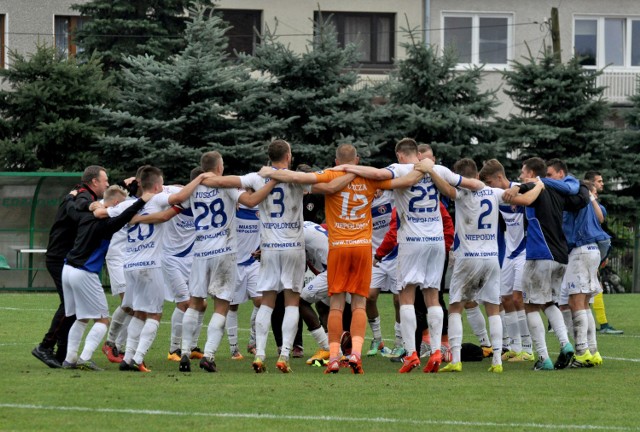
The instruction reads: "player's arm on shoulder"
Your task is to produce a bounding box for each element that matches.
[506,180,544,206]
[93,208,109,219]
[425,167,457,199]
[130,207,180,225]
[201,175,243,189]
[168,173,212,205]
[259,167,318,184]
[239,179,278,207]
[343,164,392,180]
[312,173,356,194]
[591,196,605,223]
[458,177,484,191]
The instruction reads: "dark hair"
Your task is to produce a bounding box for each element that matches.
[268,139,290,162]
[547,158,568,176]
[522,157,546,177]
[81,165,106,184]
[584,171,601,181]
[190,167,204,181]
[479,159,505,181]
[417,143,432,154]
[201,151,222,173]
[453,158,478,179]
[296,164,313,173]
[395,138,418,156]
[139,166,163,191]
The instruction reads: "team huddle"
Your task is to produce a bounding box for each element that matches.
[36,138,612,374]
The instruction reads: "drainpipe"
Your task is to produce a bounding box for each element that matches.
[424,0,431,44]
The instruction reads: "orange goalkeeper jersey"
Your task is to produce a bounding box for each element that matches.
[314,171,392,249]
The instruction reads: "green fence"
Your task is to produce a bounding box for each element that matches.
[606,218,636,292]
[0,172,82,291]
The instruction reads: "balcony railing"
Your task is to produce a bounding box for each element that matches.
[596,71,639,104]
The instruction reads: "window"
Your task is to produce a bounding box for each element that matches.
[443,13,512,66]
[1,14,5,68]
[314,12,395,68]
[217,9,261,57]
[54,15,89,58]
[574,17,640,68]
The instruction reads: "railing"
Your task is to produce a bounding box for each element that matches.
[353,73,389,90]
[596,71,639,104]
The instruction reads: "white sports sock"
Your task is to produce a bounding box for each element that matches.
[249,305,259,345]
[427,306,443,352]
[115,314,131,351]
[505,311,522,353]
[310,327,329,350]
[562,309,574,342]
[170,308,184,352]
[399,305,417,354]
[369,316,382,340]
[394,321,403,347]
[527,311,549,360]
[572,309,588,354]
[107,306,127,343]
[466,306,489,347]
[204,313,226,359]
[500,309,510,350]
[545,304,570,347]
[255,305,274,358]
[133,319,160,365]
[448,313,463,364]
[280,306,300,359]
[226,309,239,350]
[79,322,107,362]
[517,309,533,354]
[587,309,598,353]
[193,310,205,348]
[181,308,199,355]
[488,315,503,366]
[65,321,88,364]
[124,317,145,363]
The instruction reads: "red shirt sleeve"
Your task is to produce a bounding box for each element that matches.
[440,202,454,253]
[375,207,397,258]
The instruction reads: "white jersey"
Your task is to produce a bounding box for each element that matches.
[386,163,461,244]
[240,170,310,251]
[190,185,241,259]
[123,193,171,270]
[162,185,195,258]
[106,196,137,262]
[236,204,261,265]
[371,190,394,251]
[452,186,504,259]
[303,221,328,272]
[499,182,526,259]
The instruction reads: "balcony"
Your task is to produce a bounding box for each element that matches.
[596,71,639,105]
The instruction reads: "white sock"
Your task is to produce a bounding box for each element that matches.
[500,309,510,350]
[427,306,443,352]
[448,313,463,364]
[193,310,205,348]
[133,319,160,365]
[369,316,382,340]
[488,315,503,366]
[587,309,598,354]
[170,308,184,352]
[562,308,574,342]
[124,317,145,363]
[466,306,489,347]
[255,305,274,358]
[394,321,403,348]
[280,306,299,359]
[204,313,226,359]
[107,306,127,343]
[311,327,329,350]
[399,305,417,354]
[517,309,533,354]
[572,309,588,354]
[545,304,570,347]
[115,314,131,351]
[79,322,107,362]
[65,321,87,364]
[249,305,259,345]
[181,308,199,356]
[226,309,239,351]
[527,311,549,361]
[505,311,522,353]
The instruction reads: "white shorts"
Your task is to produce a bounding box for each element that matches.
[124,267,165,314]
[231,261,261,305]
[258,249,305,294]
[301,271,329,306]
[62,264,109,320]
[370,257,398,294]
[397,242,445,290]
[449,258,501,305]
[189,254,238,302]
[106,257,126,296]
[500,253,525,296]
[162,255,192,303]
[559,244,601,306]
[521,260,566,305]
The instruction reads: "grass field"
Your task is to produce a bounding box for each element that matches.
[1,292,639,431]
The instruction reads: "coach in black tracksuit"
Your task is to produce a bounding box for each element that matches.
[31,166,109,368]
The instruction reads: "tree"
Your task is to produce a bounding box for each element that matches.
[372,29,499,167]
[73,0,213,73]
[497,46,613,176]
[243,14,381,169]
[96,7,287,181]
[0,44,112,171]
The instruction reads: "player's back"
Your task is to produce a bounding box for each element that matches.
[124,193,170,269]
[162,185,195,258]
[189,184,239,259]
[453,186,503,259]
[303,221,328,271]
[371,190,394,251]
[498,184,526,259]
[236,204,260,264]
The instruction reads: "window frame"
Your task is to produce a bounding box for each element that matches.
[573,15,640,70]
[441,11,514,68]
[54,15,88,58]
[313,11,396,70]
[217,9,262,58]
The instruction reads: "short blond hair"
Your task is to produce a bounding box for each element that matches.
[103,185,128,204]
